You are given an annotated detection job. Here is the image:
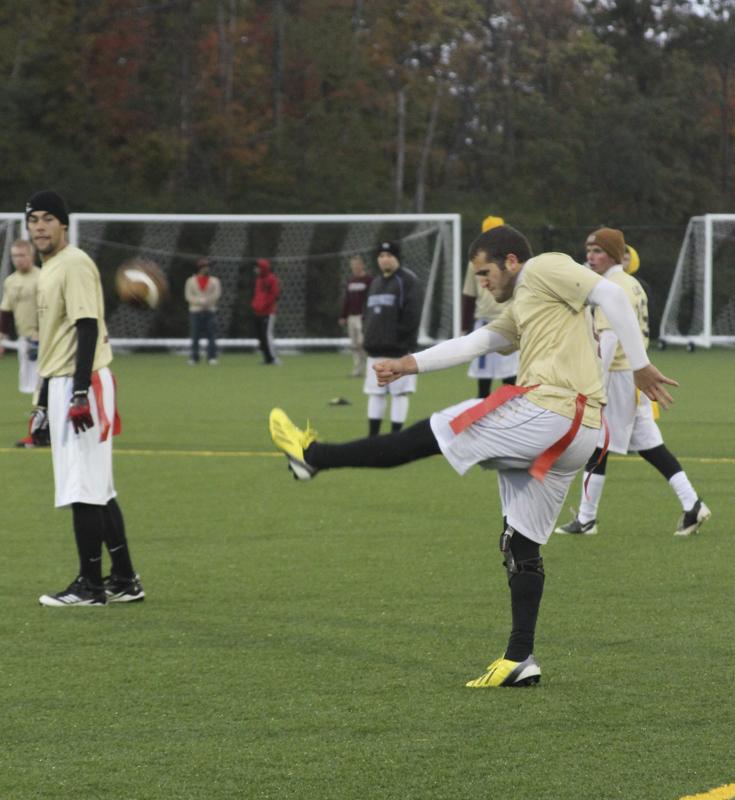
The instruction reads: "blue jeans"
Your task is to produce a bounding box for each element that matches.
[190,311,217,362]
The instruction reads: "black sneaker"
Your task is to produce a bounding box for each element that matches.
[39,576,107,607]
[103,573,145,603]
[555,517,598,535]
[674,499,712,537]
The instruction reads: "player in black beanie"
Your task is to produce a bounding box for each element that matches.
[25,190,69,228]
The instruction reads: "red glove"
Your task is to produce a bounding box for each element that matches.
[68,391,94,433]
[29,406,50,445]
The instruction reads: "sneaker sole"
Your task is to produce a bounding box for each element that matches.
[287,454,317,481]
[39,596,107,607]
[555,525,598,535]
[674,504,712,537]
[106,592,145,603]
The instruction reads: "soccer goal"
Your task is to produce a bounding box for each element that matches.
[659,214,735,348]
[67,213,462,350]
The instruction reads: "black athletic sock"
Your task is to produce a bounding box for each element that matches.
[102,498,135,579]
[391,421,403,433]
[306,418,440,470]
[368,418,381,437]
[503,532,545,662]
[638,444,683,480]
[502,375,517,386]
[477,378,491,398]
[71,503,104,585]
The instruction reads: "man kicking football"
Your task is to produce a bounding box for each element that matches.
[269,225,676,688]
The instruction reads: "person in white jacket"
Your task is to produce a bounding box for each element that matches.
[185,258,222,365]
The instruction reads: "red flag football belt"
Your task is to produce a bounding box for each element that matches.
[91,371,122,442]
[449,383,589,482]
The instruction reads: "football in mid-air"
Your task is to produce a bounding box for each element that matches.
[115,259,168,309]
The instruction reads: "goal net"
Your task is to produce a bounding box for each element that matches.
[660,214,735,347]
[68,213,462,349]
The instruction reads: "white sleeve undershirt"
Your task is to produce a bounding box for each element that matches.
[599,329,618,375]
[587,281,649,371]
[413,327,513,373]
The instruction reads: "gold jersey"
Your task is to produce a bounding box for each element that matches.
[593,266,649,371]
[37,245,112,378]
[488,253,605,428]
[1,267,41,338]
[462,262,509,322]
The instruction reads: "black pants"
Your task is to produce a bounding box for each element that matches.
[307,418,440,470]
[255,315,277,364]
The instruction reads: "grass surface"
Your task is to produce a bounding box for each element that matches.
[0,348,733,800]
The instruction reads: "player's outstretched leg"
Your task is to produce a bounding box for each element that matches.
[269,408,440,480]
[466,525,544,688]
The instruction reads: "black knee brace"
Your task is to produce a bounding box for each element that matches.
[499,525,545,583]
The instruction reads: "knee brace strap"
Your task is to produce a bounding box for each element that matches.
[499,526,545,581]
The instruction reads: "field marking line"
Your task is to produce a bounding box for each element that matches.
[679,782,735,800]
[0,447,281,458]
[1,448,734,463]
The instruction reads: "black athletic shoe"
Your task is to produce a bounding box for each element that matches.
[555,517,598,535]
[103,573,145,603]
[674,499,712,537]
[39,576,107,607]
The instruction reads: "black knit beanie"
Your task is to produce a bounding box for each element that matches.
[25,190,70,227]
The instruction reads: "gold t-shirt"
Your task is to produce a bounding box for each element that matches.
[488,253,605,428]
[462,262,509,322]
[37,245,113,378]
[593,266,649,371]
[0,267,41,338]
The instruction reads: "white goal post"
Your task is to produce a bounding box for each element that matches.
[660,214,735,348]
[63,213,462,350]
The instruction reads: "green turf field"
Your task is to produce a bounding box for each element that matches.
[1,348,732,800]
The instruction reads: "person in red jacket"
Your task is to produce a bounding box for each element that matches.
[251,258,281,365]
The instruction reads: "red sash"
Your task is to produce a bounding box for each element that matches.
[449,384,590,482]
[91,371,122,442]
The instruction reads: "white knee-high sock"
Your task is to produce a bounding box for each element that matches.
[578,473,606,523]
[390,394,410,424]
[367,394,387,421]
[669,471,698,511]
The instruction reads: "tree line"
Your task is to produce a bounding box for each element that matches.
[1,0,733,333]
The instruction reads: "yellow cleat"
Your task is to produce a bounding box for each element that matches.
[465,655,541,688]
[269,408,318,481]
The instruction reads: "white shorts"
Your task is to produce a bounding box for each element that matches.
[18,337,39,394]
[467,319,519,379]
[363,356,417,396]
[602,370,663,454]
[431,396,599,544]
[49,367,117,508]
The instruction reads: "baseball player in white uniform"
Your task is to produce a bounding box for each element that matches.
[25,190,144,607]
[269,225,676,687]
[556,228,710,538]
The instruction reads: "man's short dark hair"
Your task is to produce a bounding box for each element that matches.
[468,225,533,266]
